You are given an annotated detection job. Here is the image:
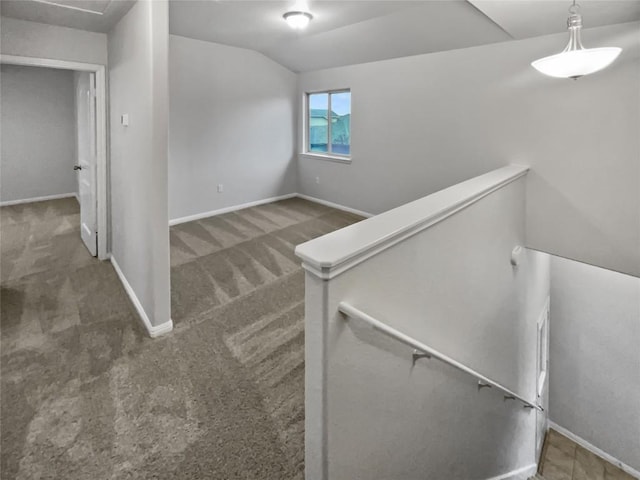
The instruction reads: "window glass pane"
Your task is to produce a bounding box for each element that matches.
[308,93,329,153]
[330,91,351,155]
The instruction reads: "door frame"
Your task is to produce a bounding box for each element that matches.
[1,54,109,260]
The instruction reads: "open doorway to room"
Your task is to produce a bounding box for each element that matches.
[0,55,108,261]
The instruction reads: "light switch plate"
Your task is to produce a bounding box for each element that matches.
[121,114,129,126]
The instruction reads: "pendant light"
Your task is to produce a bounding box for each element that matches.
[531,1,621,79]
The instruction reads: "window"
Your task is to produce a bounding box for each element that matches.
[307,90,351,157]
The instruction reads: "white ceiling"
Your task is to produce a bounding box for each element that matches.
[169,0,640,72]
[469,0,640,38]
[1,0,638,70]
[169,0,512,72]
[0,0,135,33]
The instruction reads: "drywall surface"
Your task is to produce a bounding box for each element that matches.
[168,35,297,221]
[300,173,550,479]
[297,21,640,277]
[550,256,640,471]
[109,0,171,328]
[1,64,76,202]
[0,16,108,65]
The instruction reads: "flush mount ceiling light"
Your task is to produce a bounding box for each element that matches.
[531,1,621,79]
[283,11,313,30]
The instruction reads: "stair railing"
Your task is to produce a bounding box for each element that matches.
[338,301,543,411]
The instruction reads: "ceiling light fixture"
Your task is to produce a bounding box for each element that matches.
[531,1,621,79]
[283,11,313,30]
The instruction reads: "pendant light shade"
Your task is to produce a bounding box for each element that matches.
[531,2,622,79]
[532,47,621,78]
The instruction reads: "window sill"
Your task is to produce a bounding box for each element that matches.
[299,152,352,164]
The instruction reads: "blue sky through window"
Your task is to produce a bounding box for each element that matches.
[331,92,350,116]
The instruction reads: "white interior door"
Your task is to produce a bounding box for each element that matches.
[75,72,97,256]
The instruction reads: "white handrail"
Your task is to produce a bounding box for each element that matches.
[338,302,543,411]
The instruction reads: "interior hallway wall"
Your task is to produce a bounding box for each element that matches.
[1,64,77,203]
[549,256,640,472]
[109,0,171,330]
[296,21,640,277]
[168,35,298,222]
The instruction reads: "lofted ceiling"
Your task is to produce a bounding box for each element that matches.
[0,0,135,33]
[469,0,640,38]
[1,0,639,71]
[169,0,513,72]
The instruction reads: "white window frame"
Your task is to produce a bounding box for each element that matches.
[302,89,351,163]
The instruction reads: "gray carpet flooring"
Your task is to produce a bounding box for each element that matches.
[1,197,362,480]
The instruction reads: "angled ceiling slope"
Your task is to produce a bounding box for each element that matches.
[169,0,513,72]
[2,0,638,69]
[468,0,640,39]
[0,0,135,33]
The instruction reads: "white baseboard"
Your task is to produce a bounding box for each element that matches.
[296,193,374,218]
[485,463,537,480]
[110,256,173,338]
[0,192,77,207]
[169,193,298,226]
[169,192,375,226]
[548,422,640,479]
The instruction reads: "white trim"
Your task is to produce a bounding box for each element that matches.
[110,256,173,338]
[299,152,352,164]
[169,193,298,226]
[31,0,107,15]
[1,54,109,261]
[537,296,550,397]
[295,164,529,280]
[297,194,373,218]
[485,463,537,480]
[0,192,77,207]
[169,193,373,227]
[548,422,640,479]
[1,54,101,73]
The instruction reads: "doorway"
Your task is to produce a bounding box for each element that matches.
[0,55,109,259]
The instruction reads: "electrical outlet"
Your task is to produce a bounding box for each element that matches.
[217,184,224,193]
[315,176,320,184]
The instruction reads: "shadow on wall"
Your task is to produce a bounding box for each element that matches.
[525,170,639,277]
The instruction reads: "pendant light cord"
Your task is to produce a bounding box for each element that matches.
[569,0,580,15]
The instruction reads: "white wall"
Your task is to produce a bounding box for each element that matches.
[300,170,550,479]
[1,64,77,203]
[297,21,640,277]
[0,16,108,65]
[109,0,171,329]
[168,35,298,221]
[550,256,640,472]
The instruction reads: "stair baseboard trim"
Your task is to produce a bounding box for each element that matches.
[548,422,640,479]
[110,256,173,338]
[169,193,298,226]
[296,194,374,218]
[0,192,77,207]
[485,463,537,480]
